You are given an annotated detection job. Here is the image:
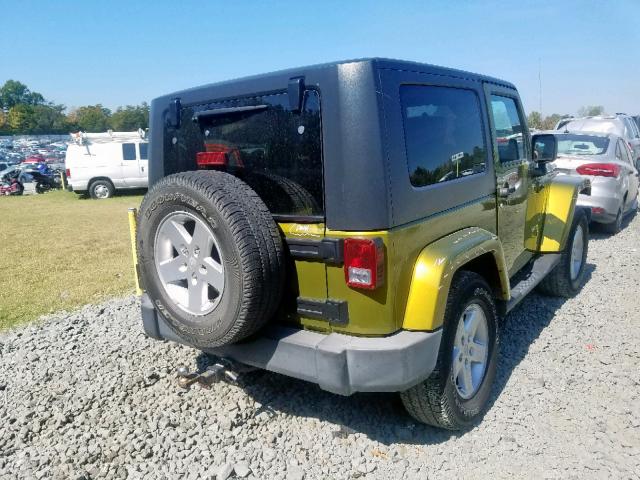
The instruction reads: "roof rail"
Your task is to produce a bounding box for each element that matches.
[69,129,147,145]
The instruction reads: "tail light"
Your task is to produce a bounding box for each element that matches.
[343,238,384,290]
[576,163,620,177]
[197,151,228,167]
[197,143,244,169]
[65,168,71,179]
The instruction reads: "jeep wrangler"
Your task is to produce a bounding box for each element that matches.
[136,59,589,430]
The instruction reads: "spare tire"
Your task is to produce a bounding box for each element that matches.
[137,170,285,347]
[244,171,320,216]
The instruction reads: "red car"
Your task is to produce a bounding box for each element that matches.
[23,155,45,164]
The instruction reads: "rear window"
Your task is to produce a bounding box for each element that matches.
[568,120,623,137]
[165,91,323,218]
[557,134,609,156]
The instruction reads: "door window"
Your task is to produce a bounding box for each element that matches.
[618,140,632,166]
[400,85,487,187]
[122,143,136,160]
[489,95,527,163]
[139,143,148,160]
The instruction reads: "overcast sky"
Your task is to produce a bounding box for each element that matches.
[1,0,638,116]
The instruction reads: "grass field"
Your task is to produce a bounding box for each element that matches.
[0,190,143,329]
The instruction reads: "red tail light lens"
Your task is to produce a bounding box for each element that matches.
[65,168,71,179]
[197,143,244,169]
[576,163,620,177]
[197,151,228,167]
[343,238,384,290]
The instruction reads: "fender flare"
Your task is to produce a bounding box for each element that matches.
[402,227,509,331]
[525,174,587,253]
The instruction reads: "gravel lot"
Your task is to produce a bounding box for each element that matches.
[1,213,639,479]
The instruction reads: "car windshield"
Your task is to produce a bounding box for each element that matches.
[557,135,609,156]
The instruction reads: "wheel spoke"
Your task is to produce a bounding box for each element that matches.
[462,363,474,395]
[158,256,186,283]
[191,221,213,252]
[164,220,192,250]
[188,279,205,312]
[465,308,480,337]
[452,348,464,379]
[201,257,224,292]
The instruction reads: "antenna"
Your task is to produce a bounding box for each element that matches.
[538,58,542,114]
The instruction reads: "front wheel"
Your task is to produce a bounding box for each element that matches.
[537,209,588,298]
[400,271,499,430]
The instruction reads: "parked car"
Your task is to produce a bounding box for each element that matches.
[559,115,640,162]
[543,132,639,233]
[134,58,590,430]
[65,131,148,199]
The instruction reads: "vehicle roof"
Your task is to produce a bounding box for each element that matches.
[560,117,625,134]
[162,57,516,99]
[542,129,619,140]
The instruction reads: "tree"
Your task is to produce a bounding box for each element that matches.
[110,102,149,131]
[527,111,543,129]
[31,104,69,133]
[7,104,35,132]
[577,105,604,117]
[0,80,45,109]
[69,104,112,132]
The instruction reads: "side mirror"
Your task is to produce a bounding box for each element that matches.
[531,134,557,163]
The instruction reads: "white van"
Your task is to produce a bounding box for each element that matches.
[65,130,148,199]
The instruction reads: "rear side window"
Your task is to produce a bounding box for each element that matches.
[166,91,323,218]
[489,95,526,163]
[122,143,136,160]
[400,85,487,187]
[139,143,148,160]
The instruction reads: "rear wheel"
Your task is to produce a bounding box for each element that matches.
[137,170,285,347]
[602,208,622,235]
[537,209,588,297]
[89,179,114,199]
[400,271,499,430]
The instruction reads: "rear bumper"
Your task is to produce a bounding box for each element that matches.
[577,192,620,223]
[141,294,442,396]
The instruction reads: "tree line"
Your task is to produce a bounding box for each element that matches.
[0,80,149,135]
[526,106,605,131]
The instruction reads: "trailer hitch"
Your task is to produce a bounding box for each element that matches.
[175,359,250,389]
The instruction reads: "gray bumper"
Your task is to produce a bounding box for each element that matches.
[576,186,621,224]
[141,294,442,396]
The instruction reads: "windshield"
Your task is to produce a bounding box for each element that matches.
[557,134,609,156]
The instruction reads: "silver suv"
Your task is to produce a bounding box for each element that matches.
[557,114,640,162]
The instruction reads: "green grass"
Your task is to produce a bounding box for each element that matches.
[0,190,143,330]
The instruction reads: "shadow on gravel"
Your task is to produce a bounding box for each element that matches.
[194,263,596,446]
[486,263,595,417]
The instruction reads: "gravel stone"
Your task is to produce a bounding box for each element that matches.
[1,215,639,479]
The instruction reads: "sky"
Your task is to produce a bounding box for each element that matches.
[1,0,638,116]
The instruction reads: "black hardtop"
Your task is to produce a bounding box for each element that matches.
[150,58,518,231]
[155,58,515,104]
